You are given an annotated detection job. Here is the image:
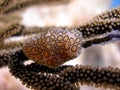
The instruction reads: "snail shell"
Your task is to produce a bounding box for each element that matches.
[22,28,82,68]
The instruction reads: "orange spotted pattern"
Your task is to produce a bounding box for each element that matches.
[22,28,82,68]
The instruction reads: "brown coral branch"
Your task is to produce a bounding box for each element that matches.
[1,18,119,51]
[7,48,78,90]
[1,0,72,14]
[0,41,23,50]
[1,47,120,90]
[0,23,23,42]
[93,6,120,20]
[77,19,120,39]
[0,14,21,24]
[21,26,52,35]
[60,65,120,90]
[82,33,120,48]
[0,0,13,13]
[0,48,24,67]
[4,48,120,90]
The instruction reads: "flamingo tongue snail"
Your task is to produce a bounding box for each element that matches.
[22,28,82,68]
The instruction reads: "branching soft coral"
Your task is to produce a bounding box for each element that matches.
[0,0,72,14]
[0,1,120,90]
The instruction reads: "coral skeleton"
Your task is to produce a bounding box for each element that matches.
[0,0,120,90]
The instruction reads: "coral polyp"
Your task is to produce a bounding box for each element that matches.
[22,28,82,68]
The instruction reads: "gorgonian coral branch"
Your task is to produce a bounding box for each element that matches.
[93,6,120,20]
[4,18,120,50]
[59,65,120,90]
[7,48,78,90]
[82,32,120,48]
[1,0,72,14]
[1,47,120,90]
[0,23,23,42]
[20,26,51,35]
[0,41,23,50]
[3,47,120,90]
[13,18,120,49]
[0,48,24,67]
[0,0,13,13]
[0,46,71,73]
[77,19,120,39]
[0,14,21,24]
